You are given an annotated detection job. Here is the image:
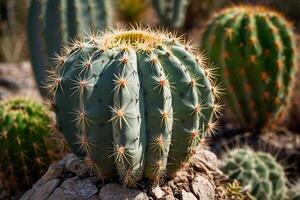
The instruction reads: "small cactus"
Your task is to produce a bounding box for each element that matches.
[151,0,189,29]
[27,0,113,95]
[222,148,286,200]
[0,97,57,191]
[202,5,297,129]
[47,27,221,186]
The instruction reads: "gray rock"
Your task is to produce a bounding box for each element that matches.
[20,188,36,200]
[65,154,88,176]
[99,183,149,200]
[150,186,165,199]
[193,148,218,171]
[48,177,98,200]
[180,189,197,200]
[31,179,61,200]
[191,175,215,200]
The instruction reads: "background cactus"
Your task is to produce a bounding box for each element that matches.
[222,148,286,200]
[0,97,57,191]
[202,5,297,129]
[151,0,189,29]
[27,0,113,95]
[47,28,221,186]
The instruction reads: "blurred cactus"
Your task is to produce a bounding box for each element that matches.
[0,97,57,191]
[222,148,286,200]
[47,28,221,186]
[202,5,297,130]
[0,0,28,62]
[151,0,189,29]
[117,0,147,23]
[27,0,113,96]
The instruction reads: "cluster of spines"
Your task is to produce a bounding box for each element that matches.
[28,0,113,95]
[0,98,56,190]
[46,27,222,186]
[202,5,297,129]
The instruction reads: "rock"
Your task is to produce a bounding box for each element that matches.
[48,177,98,200]
[180,189,197,200]
[150,186,165,199]
[191,175,215,200]
[30,179,61,200]
[193,148,218,171]
[64,154,88,176]
[99,183,149,200]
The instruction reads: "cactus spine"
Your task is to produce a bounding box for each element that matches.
[222,148,286,200]
[202,5,297,129]
[0,97,56,190]
[27,0,113,95]
[151,0,189,28]
[47,28,220,186]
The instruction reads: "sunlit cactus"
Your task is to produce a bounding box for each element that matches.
[47,27,221,186]
[27,0,113,95]
[202,5,297,129]
[151,0,189,29]
[222,148,287,200]
[0,97,57,191]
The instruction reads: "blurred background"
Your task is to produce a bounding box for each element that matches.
[0,0,299,64]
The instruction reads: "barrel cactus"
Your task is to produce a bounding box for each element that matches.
[0,97,57,190]
[27,0,113,95]
[47,28,221,186]
[151,0,189,29]
[202,5,297,129]
[222,148,286,200]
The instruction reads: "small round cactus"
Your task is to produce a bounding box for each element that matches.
[47,28,221,186]
[0,97,56,190]
[221,148,286,200]
[202,5,297,129]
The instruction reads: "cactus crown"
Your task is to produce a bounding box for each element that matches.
[222,148,287,200]
[0,97,56,191]
[48,27,221,187]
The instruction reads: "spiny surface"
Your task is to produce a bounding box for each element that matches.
[48,28,220,186]
[0,97,56,191]
[222,148,286,200]
[202,5,297,129]
[27,0,113,95]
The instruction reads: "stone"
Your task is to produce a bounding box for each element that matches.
[31,179,61,200]
[150,186,165,199]
[180,189,197,200]
[64,154,88,176]
[191,175,215,200]
[193,148,218,171]
[48,177,98,200]
[99,183,149,200]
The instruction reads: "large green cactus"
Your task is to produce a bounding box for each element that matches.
[27,0,113,95]
[222,148,287,200]
[151,0,189,29]
[47,28,221,186]
[202,5,297,129]
[0,97,57,191]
